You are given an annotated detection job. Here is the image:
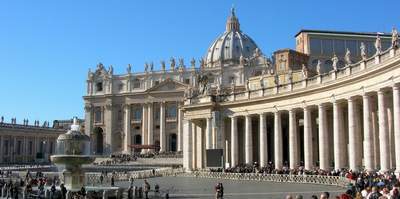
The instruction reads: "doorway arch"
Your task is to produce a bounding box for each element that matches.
[93,127,104,155]
[169,134,177,152]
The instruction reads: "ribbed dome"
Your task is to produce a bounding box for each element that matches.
[205,8,260,67]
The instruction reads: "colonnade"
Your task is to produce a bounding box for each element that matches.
[183,85,400,172]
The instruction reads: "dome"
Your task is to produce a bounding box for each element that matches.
[205,8,260,67]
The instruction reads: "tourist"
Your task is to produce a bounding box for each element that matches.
[320,192,330,199]
[111,175,115,186]
[128,186,133,199]
[60,183,67,199]
[311,195,318,199]
[286,195,294,199]
[295,195,303,199]
[80,186,86,197]
[129,176,134,187]
[100,174,104,184]
[144,179,150,199]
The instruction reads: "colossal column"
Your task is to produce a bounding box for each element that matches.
[333,101,345,170]
[182,119,193,171]
[348,97,362,171]
[231,116,238,167]
[123,104,131,153]
[363,94,375,171]
[206,117,212,149]
[105,103,114,154]
[141,104,148,153]
[303,106,313,170]
[378,90,390,172]
[147,103,154,151]
[289,109,299,169]
[160,102,166,152]
[177,107,183,152]
[245,115,253,164]
[259,113,267,167]
[274,111,283,169]
[318,104,329,170]
[393,85,400,173]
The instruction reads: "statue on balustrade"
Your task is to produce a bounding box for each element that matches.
[274,74,279,86]
[108,65,113,75]
[160,61,166,71]
[375,34,382,55]
[197,74,209,95]
[170,57,176,71]
[316,60,322,75]
[332,54,339,71]
[360,42,367,60]
[345,48,352,65]
[127,64,132,74]
[190,58,196,69]
[302,64,309,79]
[239,55,246,66]
[150,62,154,72]
[393,27,399,48]
[144,62,149,72]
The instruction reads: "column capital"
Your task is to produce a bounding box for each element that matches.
[318,103,328,109]
[393,84,400,90]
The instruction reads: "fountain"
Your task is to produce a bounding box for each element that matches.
[50,117,95,191]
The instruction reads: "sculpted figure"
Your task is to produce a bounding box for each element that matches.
[179,58,184,68]
[392,27,399,48]
[144,62,149,72]
[253,48,261,57]
[246,79,250,91]
[302,64,308,78]
[108,65,113,75]
[274,74,279,85]
[345,48,352,65]
[316,60,322,75]
[150,62,154,72]
[160,60,166,71]
[375,34,382,55]
[332,54,339,71]
[239,55,246,65]
[190,58,196,69]
[170,57,176,71]
[88,69,94,80]
[360,42,367,60]
[127,64,132,74]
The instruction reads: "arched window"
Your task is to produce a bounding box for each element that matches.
[96,82,103,92]
[133,79,141,89]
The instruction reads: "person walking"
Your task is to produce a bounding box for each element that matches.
[143,179,150,199]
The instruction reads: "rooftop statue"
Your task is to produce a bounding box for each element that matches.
[170,57,176,71]
[150,62,154,72]
[393,27,399,48]
[302,64,309,79]
[108,65,113,75]
[345,48,352,65]
[360,42,367,60]
[199,58,205,69]
[161,60,166,71]
[179,58,185,70]
[239,55,246,66]
[127,64,132,74]
[375,34,382,55]
[144,62,149,72]
[190,58,196,69]
[197,74,209,95]
[316,60,322,75]
[332,54,339,71]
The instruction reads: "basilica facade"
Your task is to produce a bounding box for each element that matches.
[84,8,400,173]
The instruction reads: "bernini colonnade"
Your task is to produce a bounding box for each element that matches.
[182,47,400,173]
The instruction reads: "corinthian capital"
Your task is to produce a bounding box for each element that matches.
[84,104,93,112]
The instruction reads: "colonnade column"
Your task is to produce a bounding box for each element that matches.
[177,107,183,152]
[333,101,344,170]
[274,111,283,169]
[259,113,267,167]
[378,90,390,172]
[363,94,375,171]
[288,109,298,169]
[303,106,313,170]
[147,103,154,151]
[160,102,166,152]
[318,104,329,170]
[141,104,148,153]
[393,85,400,173]
[245,115,253,164]
[348,97,362,171]
[182,119,193,171]
[231,116,238,167]
[123,104,131,153]
[206,118,212,149]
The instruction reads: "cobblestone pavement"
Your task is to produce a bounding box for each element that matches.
[116,176,346,199]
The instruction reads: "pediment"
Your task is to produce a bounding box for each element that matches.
[146,79,189,93]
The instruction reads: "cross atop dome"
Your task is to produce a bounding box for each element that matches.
[226,6,240,32]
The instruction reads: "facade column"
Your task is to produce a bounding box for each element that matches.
[348,97,362,171]
[274,111,283,169]
[289,109,299,169]
[231,116,238,167]
[333,101,345,170]
[147,103,154,152]
[206,117,212,149]
[141,104,148,153]
[303,106,313,170]
[378,90,390,172]
[182,119,193,171]
[245,115,253,164]
[318,104,329,170]
[363,94,375,171]
[177,107,183,152]
[84,105,93,137]
[123,104,131,153]
[393,85,400,173]
[160,102,166,152]
[259,113,267,167]
[104,103,113,154]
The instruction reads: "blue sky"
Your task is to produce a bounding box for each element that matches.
[0,0,398,125]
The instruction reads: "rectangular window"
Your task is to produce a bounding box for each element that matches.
[94,107,102,123]
[322,39,333,55]
[310,38,322,55]
[132,108,142,120]
[166,105,177,118]
[133,79,141,89]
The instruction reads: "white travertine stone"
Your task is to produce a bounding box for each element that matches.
[141,104,148,153]
[147,103,154,152]
[196,124,203,169]
[206,118,212,149]
[274,111,283,169]
[231,116,238,167]
[177,108,183,152]
[333,101,345,170]
[182,120,193,171]
[363,94,375,171]
[289,109,298,169]
[245,115,253,164]
[105,104,113,154]
[259,113,267,167]
[123,104,131,153]
[159,102,166,152]
[303,106,313,170]
[348,98,361,171]
[378,90,390,172]
[318,104,329,170]
[393,85,400,173]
